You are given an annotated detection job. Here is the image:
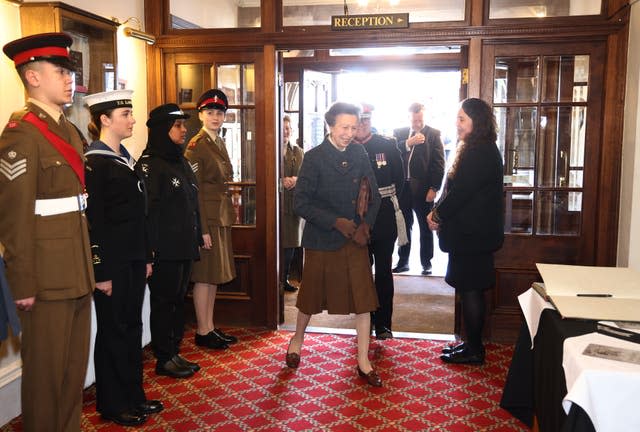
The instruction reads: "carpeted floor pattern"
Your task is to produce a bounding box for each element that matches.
[1,328,527,431]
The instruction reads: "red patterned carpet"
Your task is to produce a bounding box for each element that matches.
[2,328,527,431]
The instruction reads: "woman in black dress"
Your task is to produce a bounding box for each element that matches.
[427,98,504,365]
[84,90,162,426]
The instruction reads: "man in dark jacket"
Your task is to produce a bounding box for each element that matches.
[353,104,406,339]
[393,102,445,275]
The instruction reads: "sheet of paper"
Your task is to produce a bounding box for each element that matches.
[582,343,640,366]
[536,264,640,297]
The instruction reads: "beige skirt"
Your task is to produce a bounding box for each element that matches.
[295,241,378,315]
[191,226,236,285]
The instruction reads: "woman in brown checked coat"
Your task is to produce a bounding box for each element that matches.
[184,89,237,350]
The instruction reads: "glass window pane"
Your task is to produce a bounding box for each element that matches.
[170,1,260,29]
[283,0,465,26]
[542,55,589,103]
[283,50,315,58]
[504,191,533,234]
[285,82,299,111]
[176,64,212,106]
[537,107,586,187]
[495,107,537,187]
[536,191,581,235]
[494,57,539,103]
[224,108,255,182]
[229,185,256,225]
[490,0,601,19]
[218,65,241,105]
[243,64,255,105]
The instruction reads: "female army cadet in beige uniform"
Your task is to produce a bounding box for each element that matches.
[0,33,94,432]
[281,115,304,292]
[184,89,237,350]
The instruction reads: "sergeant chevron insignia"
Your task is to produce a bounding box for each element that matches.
[0,157,27,181]
[189,161,199,173]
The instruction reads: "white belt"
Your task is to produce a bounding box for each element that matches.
[35,194,87,216]
[378,184,409,246]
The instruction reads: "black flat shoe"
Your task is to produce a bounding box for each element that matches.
[357,366,383,387]
[214,328,238,344]
[173,354,200,372]
[156,358,195,378]
[441,341,466,354]
[283,281,298,292]
[195,331,229,349]
[440,347,485,365]
[375,327,393,340]
[135,400,164,415]
[392,264,409,273]
[102,411,147,426]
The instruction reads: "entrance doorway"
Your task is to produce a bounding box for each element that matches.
[279,63,460,338]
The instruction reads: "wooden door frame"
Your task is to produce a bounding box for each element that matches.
[144,1,630,338]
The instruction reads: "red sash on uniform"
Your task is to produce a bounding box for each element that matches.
[23,112,85,188]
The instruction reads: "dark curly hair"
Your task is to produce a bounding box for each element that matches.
[448,98,497,178]
[460,98,497,148]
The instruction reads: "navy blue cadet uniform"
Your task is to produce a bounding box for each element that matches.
[85,139,150,417]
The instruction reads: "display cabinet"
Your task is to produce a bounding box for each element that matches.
[20,2,118,140]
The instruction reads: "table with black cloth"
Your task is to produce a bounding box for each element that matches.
[500,308,597,432]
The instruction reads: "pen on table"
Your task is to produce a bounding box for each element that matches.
[576,293,613,298]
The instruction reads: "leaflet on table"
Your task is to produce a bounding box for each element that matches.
[534,264,640,322]
[582,343,640,365]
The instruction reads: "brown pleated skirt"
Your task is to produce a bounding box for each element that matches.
[190,226,236,285]
[296,241,378,315]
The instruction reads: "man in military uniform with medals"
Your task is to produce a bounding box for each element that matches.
[0,33,95,431]
[353,103,406,340]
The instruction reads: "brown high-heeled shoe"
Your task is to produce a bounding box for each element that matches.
[285,339,300,368]
[357,366,382,387]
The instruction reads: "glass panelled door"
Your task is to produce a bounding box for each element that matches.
[481,41,605,339]
[167,51,266,325]
[176,61,257,226]
[495,54,590,238]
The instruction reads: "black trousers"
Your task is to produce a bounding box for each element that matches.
[397,181,434,268]
[93,260,147,416]
[282,247,295,283]
[148,260,192,363]
[369,233,396,330]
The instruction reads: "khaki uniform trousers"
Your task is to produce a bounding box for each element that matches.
[19,293,91,432]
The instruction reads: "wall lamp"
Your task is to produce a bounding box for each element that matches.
[118,17,156,45]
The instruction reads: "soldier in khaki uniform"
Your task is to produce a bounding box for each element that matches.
[0,33,95,431]
[184,89,237,350]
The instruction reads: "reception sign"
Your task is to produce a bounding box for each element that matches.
[331,13,409,30]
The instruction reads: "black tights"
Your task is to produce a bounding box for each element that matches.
[460,290,485,353]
